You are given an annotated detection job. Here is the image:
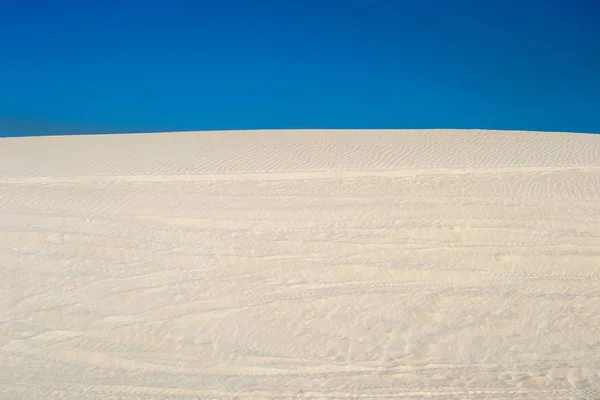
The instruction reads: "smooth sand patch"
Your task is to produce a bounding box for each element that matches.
[1,129,599,399]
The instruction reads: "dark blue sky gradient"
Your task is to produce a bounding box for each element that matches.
[1,0,599,136]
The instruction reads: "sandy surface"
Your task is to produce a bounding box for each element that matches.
[1,129,599,399]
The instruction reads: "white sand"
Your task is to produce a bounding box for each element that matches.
[1,129,599,399]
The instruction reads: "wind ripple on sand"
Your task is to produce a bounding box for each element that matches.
[1,129,599,179]
[1,129,599,399]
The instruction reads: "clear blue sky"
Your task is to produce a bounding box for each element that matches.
[1,0,599,136]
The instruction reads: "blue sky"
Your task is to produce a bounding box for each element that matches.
[1,0,599,136]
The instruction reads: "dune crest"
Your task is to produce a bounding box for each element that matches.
[1,129,599,399]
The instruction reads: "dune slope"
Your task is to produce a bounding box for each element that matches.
[1,129,599,399]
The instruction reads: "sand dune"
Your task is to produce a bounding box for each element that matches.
[1,129,599,399]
